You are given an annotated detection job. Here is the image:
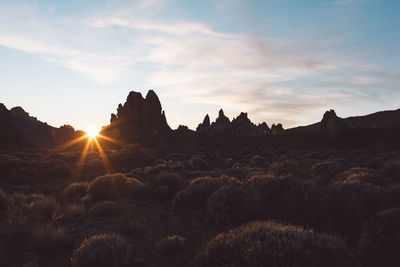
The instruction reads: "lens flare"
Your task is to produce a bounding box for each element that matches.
[86,127,99,139]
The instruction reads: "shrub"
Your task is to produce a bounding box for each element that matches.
[29,224,67,256]
[244,175,289,219]
[149,172,186,195]
[190,156,208,170]
[268,160,300,177]
[383,160,400,180]
[8,193,57,226]
[154,235,185,256]
[87,173,142,201]
[51,163,73,178]
[63,182,89,203]
[71,233,130,267]
[173,176,217,212]
[215,175,241,187]
[84,158,106,178]
[88,201,117,217]
[0,188,8,211]
[335,168,376,186]
[153,185,170,199]
[207,185,249,226]
[196,221,351,267]
[310,159,348,184]
[359,207,400,267]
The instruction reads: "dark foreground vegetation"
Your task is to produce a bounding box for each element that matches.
[1,143,400,267]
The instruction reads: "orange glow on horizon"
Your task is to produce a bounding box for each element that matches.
[85,127,100,140]
[57,126,119,180]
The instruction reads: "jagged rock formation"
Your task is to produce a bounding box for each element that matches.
[196,110,271,137]
[321,109,349,140]
[11,106,55,147]
[271,123,284,135]
[0,106,82,148]
[101,90,172,145]
[0,104,24,149]
[196,114,210,133]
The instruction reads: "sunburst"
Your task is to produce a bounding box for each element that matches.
[57,126,121,179]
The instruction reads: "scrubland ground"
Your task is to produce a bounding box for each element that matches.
[0,144,399,267]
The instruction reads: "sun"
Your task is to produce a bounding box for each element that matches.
[85,127,100,140]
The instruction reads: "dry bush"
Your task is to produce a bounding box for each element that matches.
[335,168,376,186]
[154,235,185,256]
[8,193,57,226]
[0,188,8,211]
[83,158,106,178]
[383,160,400,180]
[63,182,89,203]
[359,207,400,267]
[268,160,300,177]
[152,185,170,199]
[88,201,117,217]
[190,156,208,170]
[330,182,384,239]
[196,221,351,267]
[29,223,67,256]
[173,176,217,212]
[310,159,348,184]
[71,233,130,267]
[244,175,289,219]
[62,203,85,221]
[207,185,249,226]
[215,175,241,187]
[87,173,142,201]
[50,163,73,178]
[149,172,186,195]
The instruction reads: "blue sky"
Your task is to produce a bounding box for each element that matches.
[0,0,399,131]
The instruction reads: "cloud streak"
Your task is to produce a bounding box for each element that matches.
[0,0,398,129]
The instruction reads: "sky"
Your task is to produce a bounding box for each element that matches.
[0,0,399,131]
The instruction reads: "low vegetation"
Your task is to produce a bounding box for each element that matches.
[0,145,399,266]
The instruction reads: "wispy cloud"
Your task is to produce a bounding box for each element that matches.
[0,0,398,128]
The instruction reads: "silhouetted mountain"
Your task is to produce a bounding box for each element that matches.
[286,108,400,134]
[10,106,55,148]
[0,104,24,149]
[196,110,271,137]
[271,123,284,134]
[101,90,172,146]
[0,106,83,149]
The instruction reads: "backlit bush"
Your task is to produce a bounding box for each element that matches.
[0,188,8,211]
[149,172,186,195]
[244,175,288,219]
[154,235,185,256]
[88,201,117,217]
[269,160,300,177]
[8,193,57,226]
[207,185,249,226]
[87,173,142,201]
[335,168,376,186]
[71,233,130,267]
[383,160,400,180]
[310,159,348,184]
[196,221,351,267]
[63,182,89,203]
[173,176,217,212]
[359,207,400,267]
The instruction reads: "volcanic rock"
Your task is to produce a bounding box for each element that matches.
[271,123,284,134]
[321,109,349,140]
[101,90,172,145]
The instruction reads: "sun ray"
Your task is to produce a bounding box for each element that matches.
[57,135,88,150]
[96,134,124,146]
[93,137,113,173]
[74,138,91,180]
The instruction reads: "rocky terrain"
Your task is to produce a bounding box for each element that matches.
[0,90,399,267]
